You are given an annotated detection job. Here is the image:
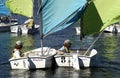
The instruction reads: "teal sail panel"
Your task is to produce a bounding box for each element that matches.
[0,0,10,16]
[41,0,87,35]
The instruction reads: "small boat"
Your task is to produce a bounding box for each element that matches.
[55,0,120,69]
[55,49,97,68]
[104,23,120,33]
[0,0,18,32]
[52,0,98,69]
[0,20,18,32]
[10,24,39,34]
[6,0,38,34]
[75,24,120,35]
[9,47,56,69]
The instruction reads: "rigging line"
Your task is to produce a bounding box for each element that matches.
[37,0,42,16]
[83,30,104,55]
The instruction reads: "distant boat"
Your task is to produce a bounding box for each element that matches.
[75,23,120,35]
[0,0,18,32]
[104,23,120,33]
[6,0,39,34]
[0,19,18,32]
[10,24,39,34]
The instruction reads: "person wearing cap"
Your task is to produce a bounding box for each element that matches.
[24,16,35,29]
[57,39,72,55]
[12,40,24,59]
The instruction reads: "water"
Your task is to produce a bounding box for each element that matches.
[1,26,120,78]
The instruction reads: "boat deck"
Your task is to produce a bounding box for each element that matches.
[55,49,92,57]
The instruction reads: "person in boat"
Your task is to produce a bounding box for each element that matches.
[24,16,35,29]
[0,16,12,23]
[7,13,18,22]
[56,39,72,55]
[12,40,24,59]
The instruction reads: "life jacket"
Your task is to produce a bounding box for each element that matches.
[12,49,17,59]
[64,46,70,53]
[12,49,22,59]
[28,19,34,27]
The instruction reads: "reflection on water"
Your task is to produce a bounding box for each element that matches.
[53,68,91,78]
[9,68,91,78]
[10,69,48,78]
[95,32,120,70]
[71,35,95,49]
[102,33,118,60]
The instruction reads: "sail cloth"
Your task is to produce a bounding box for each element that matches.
[39,0,87,36]
[0,0,10,16]
[5,0,33,17]
[82,0,120,35]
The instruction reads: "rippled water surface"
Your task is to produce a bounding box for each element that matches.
[0,27,120,78]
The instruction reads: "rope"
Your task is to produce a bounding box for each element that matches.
[83,31,103,55]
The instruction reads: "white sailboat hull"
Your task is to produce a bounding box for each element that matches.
[104,24,120,33]
[9,47,56,69]
[10,24,39,34]
[54,49,97,68]
[0,22,18,32]
[9,56,53,69]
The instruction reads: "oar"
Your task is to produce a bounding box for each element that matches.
[72,50,80,70]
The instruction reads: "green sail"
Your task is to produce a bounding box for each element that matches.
[6,0,33,17]
[82,0,120,35]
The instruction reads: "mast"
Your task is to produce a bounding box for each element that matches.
[80,17,84,49]
[38,0,43,55]
[79,0,92,50]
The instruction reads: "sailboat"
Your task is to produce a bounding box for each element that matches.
[55,0,120,69]
[8,0,57,70]
[52,0,97,69]
[76,22,120,35]
[9,47,56,69]
[6,0,39,34]
[0,0,18,32]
